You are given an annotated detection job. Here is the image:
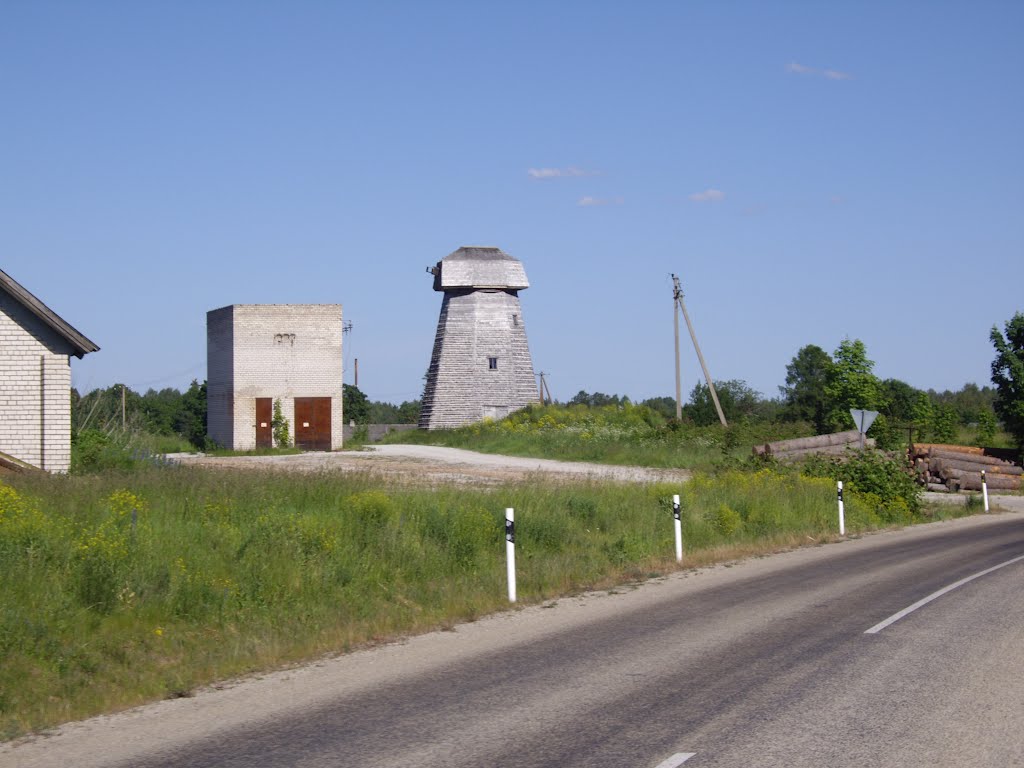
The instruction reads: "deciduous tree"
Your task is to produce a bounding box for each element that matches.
[686,379,762,426]
[824,338,881,432]
[990,312,1024,450]
[343,384,370,424]
[780,344,833,433]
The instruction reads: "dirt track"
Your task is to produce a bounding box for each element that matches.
[168,444,692,486]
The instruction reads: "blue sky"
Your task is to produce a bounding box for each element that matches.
[3,1,1021,405]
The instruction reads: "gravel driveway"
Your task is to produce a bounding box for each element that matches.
[168,444,692,486]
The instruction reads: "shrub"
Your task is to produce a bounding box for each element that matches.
[802,450,921,520]
[272,399,291,448]
[713,503,743,536]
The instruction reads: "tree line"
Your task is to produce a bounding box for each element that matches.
[72,380,209,448]
[568,311,1024,452]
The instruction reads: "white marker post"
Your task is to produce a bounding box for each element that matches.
[672,494,683,562]
[505,508,516,603]
[837,481,846,536]
[982,470,990,512]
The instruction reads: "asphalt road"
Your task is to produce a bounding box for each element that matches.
[5,513,1023,768]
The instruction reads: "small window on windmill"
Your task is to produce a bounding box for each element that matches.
[512,314,519,326]
[488,357,498,370]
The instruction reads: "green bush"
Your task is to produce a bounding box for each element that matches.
[801,450,921,521]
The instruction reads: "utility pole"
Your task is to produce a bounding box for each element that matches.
[673,286,682,419]
[343,320,354,386]
[121,384,126,430]
[537,372,553,405]
[672,274,728,427]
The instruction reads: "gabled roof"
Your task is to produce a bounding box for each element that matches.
[0,268,100,358]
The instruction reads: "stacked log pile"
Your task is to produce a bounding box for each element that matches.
[753,430,874,462]
[911,443,1022,492]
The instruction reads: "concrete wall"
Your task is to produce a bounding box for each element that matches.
[0,290,76,472]
[206,304,344,450]
[206,305,235,449]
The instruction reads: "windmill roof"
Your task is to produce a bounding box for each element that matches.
[436,247,529,290]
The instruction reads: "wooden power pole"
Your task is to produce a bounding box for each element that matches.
[672,274,728,427]
[537,372,553,405]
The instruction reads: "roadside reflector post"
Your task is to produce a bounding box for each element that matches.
[982,470,989,512]
[837,481,846,536]
[672,494,683,562]
[505,508,516,603]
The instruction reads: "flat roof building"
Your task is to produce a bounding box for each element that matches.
[207,304,343,451]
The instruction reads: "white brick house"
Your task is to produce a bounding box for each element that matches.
[0,269,99,473]
[206,304,344,451]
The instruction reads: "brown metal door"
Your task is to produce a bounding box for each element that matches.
[255,398,273,448]
[294,397,332,451]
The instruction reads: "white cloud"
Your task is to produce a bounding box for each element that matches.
[688,189,725,203]
[528,166,598,180]
[578,196,623,207]
[787,61,853,80]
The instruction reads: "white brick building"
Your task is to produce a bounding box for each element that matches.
[206,304,343,451]
[0,269,99,473]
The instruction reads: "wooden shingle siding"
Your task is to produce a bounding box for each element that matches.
[420,248,538,430]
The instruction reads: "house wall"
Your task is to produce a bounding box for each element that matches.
[0,290,76,472]
[206,304,344,450]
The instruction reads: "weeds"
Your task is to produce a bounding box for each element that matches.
[0,462,929,738]
[383,403,812,471]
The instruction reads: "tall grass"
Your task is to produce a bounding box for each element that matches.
[71,428,193,473]
[0,463,942,739]
[385,403,813,470]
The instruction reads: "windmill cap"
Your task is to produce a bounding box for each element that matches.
[431,247,529,290]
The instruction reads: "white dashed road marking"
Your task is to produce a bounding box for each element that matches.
[652,752,697,768]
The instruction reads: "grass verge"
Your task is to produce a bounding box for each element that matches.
[0,464,969,739]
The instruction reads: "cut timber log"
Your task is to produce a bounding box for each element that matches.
[928,449,1019,469]
[755,430,862,456]
[932,457,1023,476]
[926,482,948,492]
[955,473,1022,492]
[771,440,876,462]
[911,443,984,457]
